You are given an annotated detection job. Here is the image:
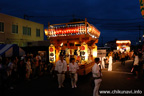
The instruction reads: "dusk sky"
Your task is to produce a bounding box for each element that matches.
[0,0,143,45]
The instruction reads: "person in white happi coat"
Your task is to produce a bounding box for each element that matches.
[108,55,113,71]
[55,55,67,88]
[133,52,139,79]
[99,57,106,69]
[69,58,79,88]
[92,58,102,96]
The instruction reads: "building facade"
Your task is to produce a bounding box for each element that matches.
[140,0,144,17]
[0,13,44,47]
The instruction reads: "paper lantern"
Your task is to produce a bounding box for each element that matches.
[81,46,85,50]
[49,47,54,52]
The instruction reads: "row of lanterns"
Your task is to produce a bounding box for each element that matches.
[48,25,86,36]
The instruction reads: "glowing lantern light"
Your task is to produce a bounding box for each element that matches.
[116,40,131,53]
[49,47,54,52]
[49,44,55,63]
[66,29,68,33]
[81,46,85,50]
[92,45,97,58]
[45,29,48,35]
[81,42,88,63]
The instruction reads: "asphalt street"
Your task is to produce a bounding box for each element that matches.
[3,60,144,96]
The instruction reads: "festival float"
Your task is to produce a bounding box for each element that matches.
[45,18,100,75]
[116,40,131,53]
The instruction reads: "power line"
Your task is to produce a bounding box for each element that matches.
[23,14,144,33]
[75,15,144,21]
[24,14,144,21]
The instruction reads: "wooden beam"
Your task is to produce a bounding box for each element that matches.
[85,18,87,34]
[92,39,98,46]
[50,34,86,40]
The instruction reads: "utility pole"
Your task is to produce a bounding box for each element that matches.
[24,14,27,20]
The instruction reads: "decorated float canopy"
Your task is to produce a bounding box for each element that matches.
[45,18,100,48]
[116,40,131,53]
[45,19,101,65]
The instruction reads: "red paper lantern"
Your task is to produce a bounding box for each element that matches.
[69,27,71,33]
[49,47,54,52]
[81,46,85,50]
[72,27,74,33]
[76,26,78,33]
[60,28,62,34]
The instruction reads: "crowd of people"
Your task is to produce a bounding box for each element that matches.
[108,51,132,65]
[0,53,50,92]
[92,50,144,96]
[0,49,144,96]
[112,51,130,63]
[106,50,144,78]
